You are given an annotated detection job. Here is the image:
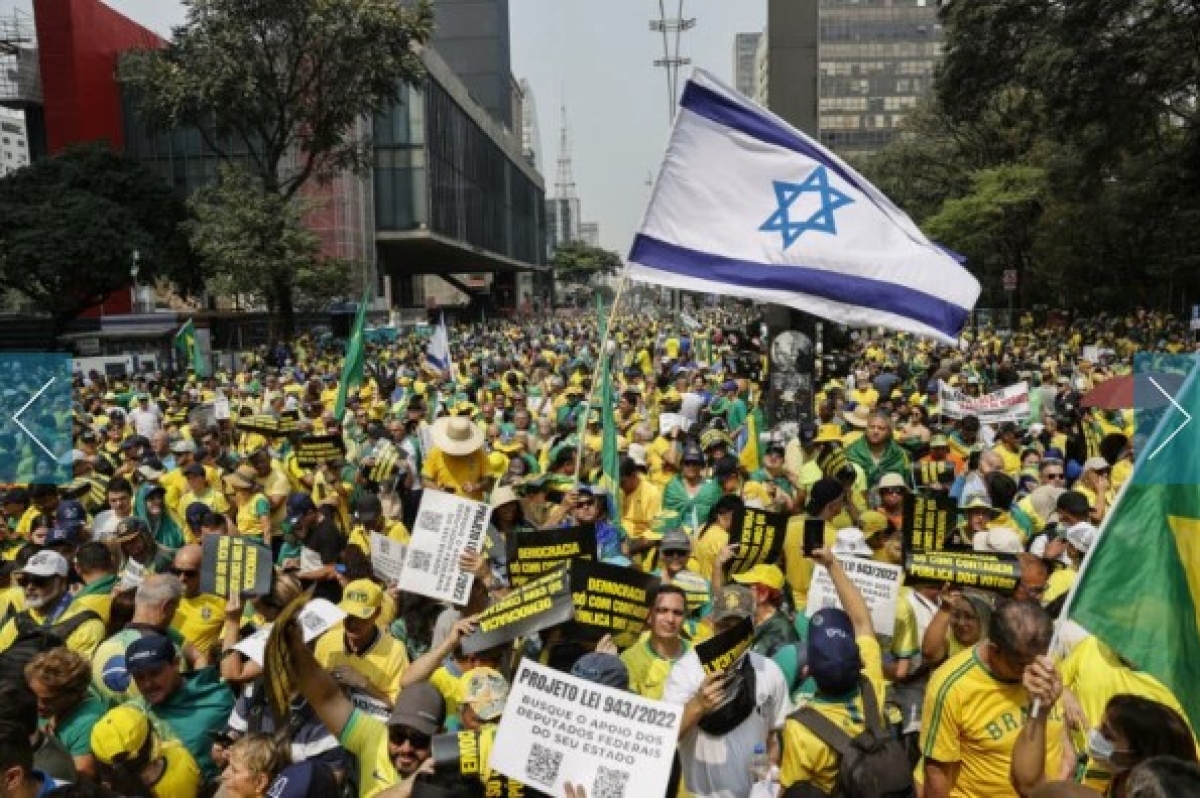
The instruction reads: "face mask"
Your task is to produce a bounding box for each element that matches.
[1086,728,1129,772]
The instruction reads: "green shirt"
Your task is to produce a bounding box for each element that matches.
[138,667,234,782]
[753,609,801,659]
[54,692,108,757]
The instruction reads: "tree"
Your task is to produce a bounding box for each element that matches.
[120,0,432,339]
[0,142,196,341]
[551,241,623,285]
[186,165,353,315]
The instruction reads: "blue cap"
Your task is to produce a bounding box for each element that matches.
[125,634,175,675]
[267,761,340,798]
[806,607,862,695]
[45,525,80,547]
[571,653,629,690]
[56,499,86,526]
[286,493,317,526]
[185,502,209,527]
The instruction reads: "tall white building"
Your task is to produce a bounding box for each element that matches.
[733,32,762,98]
[0,109,28,176]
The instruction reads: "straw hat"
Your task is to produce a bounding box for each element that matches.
[431,416,485,457]
[844,404,872,428]
[223,463,260,491]
[490,485,521,509]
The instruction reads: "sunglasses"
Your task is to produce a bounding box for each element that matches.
[880,487,906,495]
[170,567,199,578]
[389,727,432,749]
[576,500,596,508]
[17,575,54,589]
[1044,472,1065,480]
[661,550,689,558]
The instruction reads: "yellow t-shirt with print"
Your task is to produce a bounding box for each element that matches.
[621,479,663,543]
[314,626,410,702]
[991,445,1022,478]
[338,708,399,798]
[171,593,226,656]
[780,635,886,793]
[920,647,1066,798]
[620,633,691,701]
[347,520,411,556]
[234,493,271,538]
[688,524,728,584]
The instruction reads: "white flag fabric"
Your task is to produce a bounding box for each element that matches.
[628,69,981,343]
[425,312,452,373]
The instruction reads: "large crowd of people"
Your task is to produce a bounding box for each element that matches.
[0,302,1197,798]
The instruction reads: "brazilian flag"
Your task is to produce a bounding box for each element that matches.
[174,319,208,378]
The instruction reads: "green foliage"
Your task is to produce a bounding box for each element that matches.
[551,241,623,285]
[0,143,196,337]
[120,0,432,337]
[858,0,1200,311]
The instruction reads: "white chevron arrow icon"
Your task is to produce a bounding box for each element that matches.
[1147,376,1192,460]
[10,377,59,461]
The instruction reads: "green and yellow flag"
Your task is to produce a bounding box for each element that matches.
[598,297,621,519]
[1065,361,1200,731]
[334,290,369,420]
[174,318,208,378]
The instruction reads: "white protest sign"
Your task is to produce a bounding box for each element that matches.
[370,531,406,586]
[806,557,903,636]
[402,489,491,604]
[489,659,682,798]
[213,399,231,420]
[233,598,346,664]
[659,412,689,436]
[118,558,146,591]
[299,546,324,574]
[938,381,1031,424]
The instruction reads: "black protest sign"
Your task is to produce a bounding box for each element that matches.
[905,550,1023,594]
[294,434,347,468]
[200,534,273,597]
[694,616,753,676]
[508,525,596,588]
[236,414,299,437]
[460,566,574,655]
[567,559,660,646]
[431,731,526,795]
[727,507,787,574]
[902,493,956,554]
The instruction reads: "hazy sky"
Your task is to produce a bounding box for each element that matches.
[2,0,766,254]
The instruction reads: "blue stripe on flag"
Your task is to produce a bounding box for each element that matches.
[680,81,874,203]
[630,234,969,339]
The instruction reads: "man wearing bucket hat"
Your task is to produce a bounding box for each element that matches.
[423,416,489,501]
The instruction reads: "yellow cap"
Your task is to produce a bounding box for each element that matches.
[731,564,785,592]
[338,579,383,619]
[91,706,151,764]
[858,510,890,538]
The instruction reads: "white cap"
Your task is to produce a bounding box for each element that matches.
[831,527,874,558]
[1065,522,1098,553]
[627,443,648,468]
[972,527,1025,554]
[17,550,69,578]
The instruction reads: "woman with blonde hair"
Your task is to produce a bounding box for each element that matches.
[221,734,290,798]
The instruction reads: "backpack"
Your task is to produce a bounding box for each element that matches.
[0,608,101,684]
[787,677,915,798]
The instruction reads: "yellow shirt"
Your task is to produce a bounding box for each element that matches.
[991,445,1022,478]
[262,463,292,527]
[176,488,230,537]
[782,516,838,610]
[233,493,271,539]
[171,593,226,655]
[620,633,691,700]
[0,585,24,618]
[430,665,462,721]
[347,520,411,556]
[920,647,1066,798]
[314,626,410,702]
[621,478,663,542]
[422,449,489,501]
[781,636,885,793]
[1042,566,1077,606]
[0,603,106,660]
[338,708,398,798]
[688,523,728,584]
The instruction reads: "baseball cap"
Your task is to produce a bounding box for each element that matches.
[354,493,383,523]
[1056,490,1091,517]
[660,527,692,553]
[831,527,874,558]
[765,440,786,456]
[1065,522,1098,553]
[712,456,741,481]
[91,706,152,764]
[114,517,149,543]
[972,527,1025,554]
[732,564,785,592]
[339,579,383,619]
[56,499,87,527]
[681,445,705,465]
[798,421,818,444]
[807,607,862,695]
[387,681,446,734]
[1083,456,1111,473]
[460,668,508,722]
[125,634,175,675]
[268,761,341,798]
[182,463,206,478]
[286,493,317,526]
[45,525,81,548]
[185,502,210,527]
[170,439,196,455]
[571,653,630,691]
[17,550,69,578]
[711,585,755,623]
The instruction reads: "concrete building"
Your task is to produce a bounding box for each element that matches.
[429,0,516,132]
[733,32,761,98]
[764,0,942,157]
[0,109,28,175]
[579,221,600,248]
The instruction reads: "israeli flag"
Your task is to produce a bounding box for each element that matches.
[425,313,453,374]
[628,70,981,343]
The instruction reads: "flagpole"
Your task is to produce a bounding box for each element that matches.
[574,276,628,482]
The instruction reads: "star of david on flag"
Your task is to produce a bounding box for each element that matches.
[627,69,981,343]
[759,168,855,249]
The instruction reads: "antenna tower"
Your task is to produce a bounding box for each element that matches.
[555,102,576,200]
[649,0,695,123]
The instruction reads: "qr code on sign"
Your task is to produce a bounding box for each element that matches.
[416,511,444,534]
[525,742,562,787]
[593,766,629,798]
[408,550,433,572]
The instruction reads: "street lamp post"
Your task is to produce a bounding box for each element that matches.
[130,250,140,314]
